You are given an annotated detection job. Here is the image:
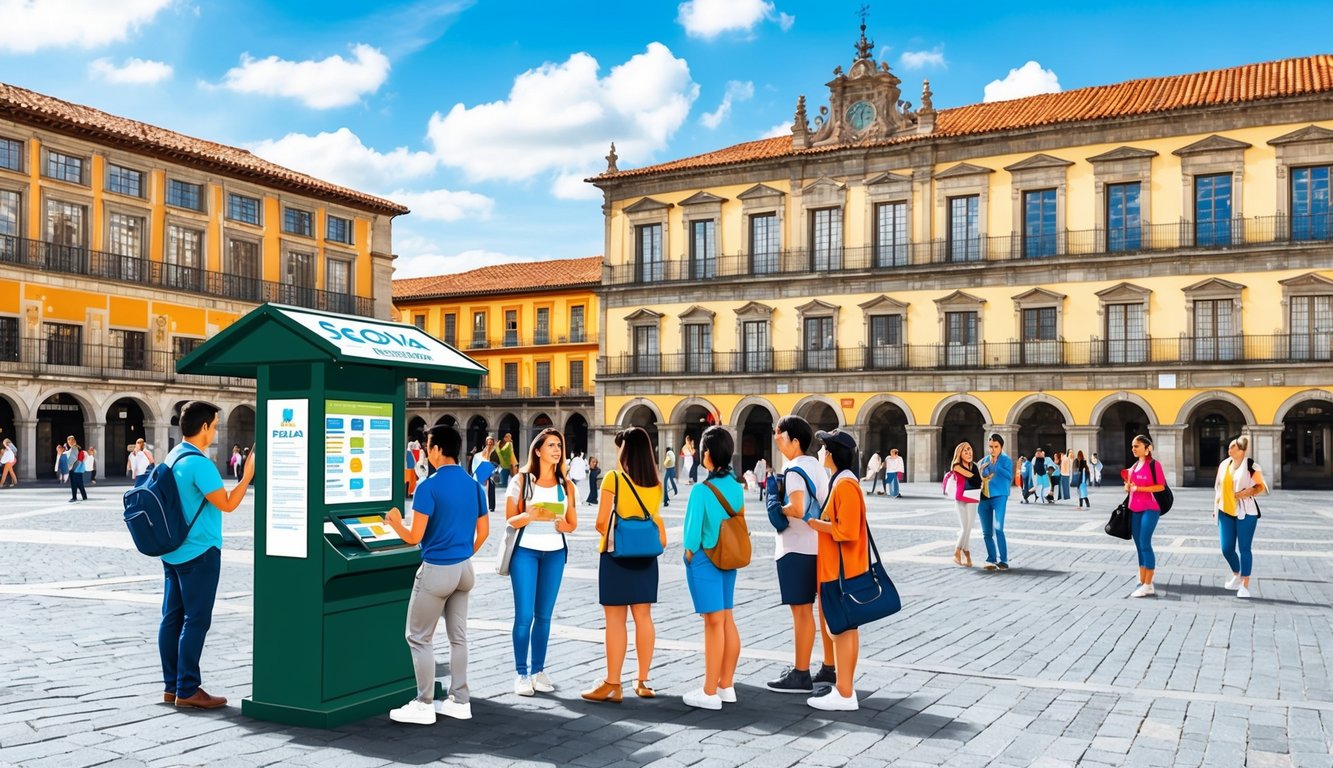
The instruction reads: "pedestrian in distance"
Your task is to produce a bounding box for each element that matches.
[1060,450,1073,501]
[1049,451,1064,502]
[1032,449,1052,503]
[1124,434,1167,598]
[763,415,836,696]
[85,447,97,485]
[583,427,667,703]
[56,443,69,484]
[884,448,905,498]
[1074,450,1091,508]
[158,401,256,709]
[685,435,700,484]
[1091,452,1104,487]
[755,455,769,501]
[384,425,489,724]
[1213,435,1266,599]
[128,438,154,481]
[805,428,868,712]
[229,445,243,481]
[662,445,677,505]
[1018,455,1032,503]
[681,426,745,711]
[864,451,884,495]
[585,457,601,505]
[0,438,16,487]
[504,428,578,697]
[66,436,88,502]
[976,434,1015,571]
[495,433,518,489]
[946,442,980,567]
[472,435,498,513]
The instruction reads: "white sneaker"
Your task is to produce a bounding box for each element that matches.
[434,695,472,720]
[1225,575,1241,590]
[1237,585,1251,598]
[718,686,737,703]
[389,699,436,725]
[531,671,555,693]
[514,675,535,697]
[682,688,722,710]
[807,688,859,711]
[1130,583,1156,598]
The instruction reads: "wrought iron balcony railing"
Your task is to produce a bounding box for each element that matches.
[0,338,249,387]
[0,234,372,316]
[605,213,1333,285]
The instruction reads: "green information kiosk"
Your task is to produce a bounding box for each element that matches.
[177,303,487,728]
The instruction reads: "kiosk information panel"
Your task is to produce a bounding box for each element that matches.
[267,399,309,559]
[324,399,393,504]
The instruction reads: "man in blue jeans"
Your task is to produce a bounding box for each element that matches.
[976,434,1015,571]
[158,401,255,709]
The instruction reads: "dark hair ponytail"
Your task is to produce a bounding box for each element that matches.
[700,426,734,479]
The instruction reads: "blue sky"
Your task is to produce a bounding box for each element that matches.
[2,0,1330,278]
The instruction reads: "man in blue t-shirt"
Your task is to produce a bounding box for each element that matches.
[384,425,490,724]
[159,401,255,710]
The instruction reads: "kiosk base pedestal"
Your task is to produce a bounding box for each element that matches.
[242,682,446,728]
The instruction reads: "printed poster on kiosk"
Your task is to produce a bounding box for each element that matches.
[325,399,394,505]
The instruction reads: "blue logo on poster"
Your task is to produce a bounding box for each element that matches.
[351,418,365,431]
[281,408,295,425]
[350,479,365,490]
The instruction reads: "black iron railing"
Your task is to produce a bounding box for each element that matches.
[0,338,249,386]
[404,382,594,401]
[599,333,1333,377]
[606,214,1333,285]
[0,234,372,316]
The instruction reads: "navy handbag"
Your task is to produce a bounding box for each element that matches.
[609,473,664,559]
[818,503,901,635]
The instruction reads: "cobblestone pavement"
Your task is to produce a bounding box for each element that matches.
[0,477,1331,767]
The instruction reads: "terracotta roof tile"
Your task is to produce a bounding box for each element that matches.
[393,256,603,300]
[596,55,1333,181]
[0,81,409,216]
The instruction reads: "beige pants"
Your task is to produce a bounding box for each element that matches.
[406,560,475,704]
[955,500,974,550]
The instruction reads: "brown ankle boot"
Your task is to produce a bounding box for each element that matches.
[581,679,623,703]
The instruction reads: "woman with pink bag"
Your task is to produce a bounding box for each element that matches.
[944,442,981,566]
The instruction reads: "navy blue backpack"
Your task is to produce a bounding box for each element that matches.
[123,446,209,557]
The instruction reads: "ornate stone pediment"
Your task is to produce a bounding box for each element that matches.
[738,183,785,200]
[934,290,986,308]
[734,301,775,318]
[1087,146,1160,163]
[678,305,717,321]
[1173,135,1252,156]
[865,171,912,187]
[1012,287,1067,303]
[858,294,908,313]
[934,163,995,180]
[1095,282,1151,302]
[795,299,840,315]
[1004,154,1075,172]
[678,191,728,206]
[625,308,664,323]
[1278,272,1333,291]
[1183,277,1245,295]
[623,197,673,213]
[1268,125,1333,146]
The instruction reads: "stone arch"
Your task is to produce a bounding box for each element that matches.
[728,396,778,428]
[1088,391,1162,427]
[669,397,721,425]
[1006,393,1075,426]
[614,398,666,427]
[563,412,590,456]
[1274,388,1333,424]
[791,394,844,431]
[929,393,993,426]
[99,391,164,426]
[855,394,917,427]
[36,388,98,420]
[1175,390,1257,426]
[0,387,32,422]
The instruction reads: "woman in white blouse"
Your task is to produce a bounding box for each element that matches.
[1213,435,1266,598]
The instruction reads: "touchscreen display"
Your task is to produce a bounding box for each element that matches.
[338,514,403,545]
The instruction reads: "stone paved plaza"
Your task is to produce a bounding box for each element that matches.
[0,477,1330,768]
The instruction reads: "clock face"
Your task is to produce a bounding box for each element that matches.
[846,100,875,132]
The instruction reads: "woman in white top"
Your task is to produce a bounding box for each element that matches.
[505,428,578,696]
[0,438,16,487]
[1213,435,1266,598]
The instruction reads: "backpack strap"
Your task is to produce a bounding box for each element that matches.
[618,473,653,519]
[703,480,737,518]
[784,465,822,519]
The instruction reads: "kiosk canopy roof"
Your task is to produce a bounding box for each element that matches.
[176,304,487,384]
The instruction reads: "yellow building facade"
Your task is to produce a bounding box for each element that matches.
[393,256,600,456]
[0,81,406,478]
[590,38,1333,488]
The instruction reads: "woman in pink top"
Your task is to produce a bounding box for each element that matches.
[1123,434,1166,598]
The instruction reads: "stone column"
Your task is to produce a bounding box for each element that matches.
[17,419,36,481]
[84,421,106,480]
[1148,424,1185,486]
[1063,425,1101,458]
[984,423,1019,456]
[151,422,171,458]
[1243,425,1284,489]
[906,425,941,482]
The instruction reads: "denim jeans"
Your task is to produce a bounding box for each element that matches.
[887,472,900,496]
[69,471,87,500]
[509,546,566,676]
[663,468,678,498]
[1217,512,1258,577]
[1131,510,1161,570]
[976,496,1009,564]
[159,546,221,698]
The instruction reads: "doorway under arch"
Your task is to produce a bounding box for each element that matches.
[939,402,985,478]
[564,413,589,457]
[864,402,908,476]
[38,393,87,479]
[225,404,255,457]
[1016,402,1066,459]
[1283,399,1333,489]
[497,413,521,448]
[622,405,660,458]
[737,405,774,473]
[796,400,839,433]
[677,404,716,459]
[465,415,488,454]
[1098,402,1150,473]
[1183,400,1247,485]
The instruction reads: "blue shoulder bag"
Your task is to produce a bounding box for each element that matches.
[609,472,664,558]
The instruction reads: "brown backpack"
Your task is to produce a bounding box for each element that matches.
[702,480,752,570]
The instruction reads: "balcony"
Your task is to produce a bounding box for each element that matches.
[464,332,599,351]
[0,234,372,316]
[605,213,1333,286]
[404,381,593,402]
[0,338,250,387]
[600,333,1332,377]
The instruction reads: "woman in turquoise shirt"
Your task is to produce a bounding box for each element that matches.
[680,426,744,711]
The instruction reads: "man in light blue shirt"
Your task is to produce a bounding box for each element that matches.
[159,401,254,710]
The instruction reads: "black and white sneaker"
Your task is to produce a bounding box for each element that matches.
[812,663,837,687]
[765,666,813,694]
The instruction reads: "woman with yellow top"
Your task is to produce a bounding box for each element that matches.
[582,427,667,703]
[806,429,869,712]
[1213,435,1266,599]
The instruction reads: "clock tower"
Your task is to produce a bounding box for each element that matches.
[791,19,935,149]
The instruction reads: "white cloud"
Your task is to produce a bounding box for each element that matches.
[0,0,171,53]
[89,57,173,85]
[426,43,698,199]
[219,43,390,109]
[899,47,946,71]
[760,122,790,139]
[387,188,494,222]
[248,128,437,190]
[677,0,790,39]
[392,239,523,279]
[700,80,754,129]
[984,61,1062,103]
